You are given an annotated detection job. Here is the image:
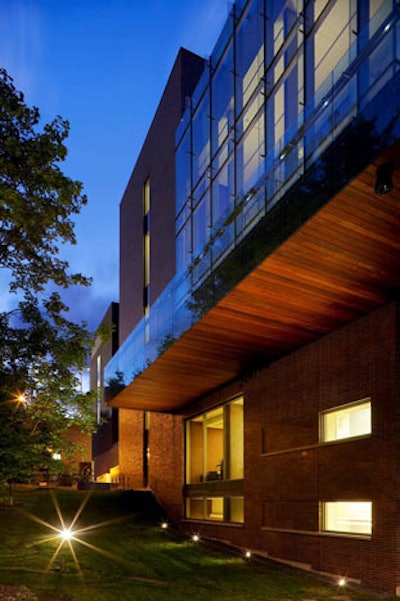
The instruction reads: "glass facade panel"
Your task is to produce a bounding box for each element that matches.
[314,0,330,21]
[107,0,400,404]
[369,0,392,37]
[211,154,235,263]
[192,92,210,187]
[314,1,356,95]
[321,400,371,443]
[323,501,372,536]
[193,193,210,256]
[176,128,191,216]
[270,0,300,55]
[236,108,264,197]
[212,154,234,226]
[211,44,234,157]
[235,0,264,116]
[176,224,191,274]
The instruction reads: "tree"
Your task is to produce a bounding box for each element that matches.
[0,68,97,493]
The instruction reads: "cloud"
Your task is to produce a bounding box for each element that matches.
[60,283,115,332]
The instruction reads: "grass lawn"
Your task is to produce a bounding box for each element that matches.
[0,488,395,601]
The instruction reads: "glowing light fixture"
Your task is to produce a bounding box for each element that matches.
[338,577,346,588]
[60,528,73,541]
[161,521,168,530]
[26,491,128,575]
[192,534,200,543]
[14,392,28,407]
[245,550,252,559]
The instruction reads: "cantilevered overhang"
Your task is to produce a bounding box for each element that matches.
[109,143,400,412]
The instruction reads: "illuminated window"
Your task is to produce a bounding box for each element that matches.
[322,501,372,536]
[186,497,244,523]
[96,354,102,424]
[320,399,371,443]
[186,397,243,484]
[143,178,150,313]
[185,397,244,524]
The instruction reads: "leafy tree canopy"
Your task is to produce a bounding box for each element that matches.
[0,68,97,489]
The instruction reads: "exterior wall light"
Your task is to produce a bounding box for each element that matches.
[338,577,346,588]
[192,534,200,542]
[161,521,168,529]
[60,528,73,541]
[245,550,252,559]
[375,161,394,196]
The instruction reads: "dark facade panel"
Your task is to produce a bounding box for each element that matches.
[119,49,205,344]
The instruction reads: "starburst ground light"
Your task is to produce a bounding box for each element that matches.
[24,491,125,575]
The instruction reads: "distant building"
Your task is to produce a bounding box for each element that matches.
[90,302,119,484]
[103,2,400,594]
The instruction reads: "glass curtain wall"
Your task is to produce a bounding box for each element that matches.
[175,0,395,283]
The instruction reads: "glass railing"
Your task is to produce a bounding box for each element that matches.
[105,6,400,394]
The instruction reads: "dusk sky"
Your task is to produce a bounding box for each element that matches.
[0,0,228,330]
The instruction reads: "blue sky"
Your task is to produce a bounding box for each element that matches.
[0,0,228,330]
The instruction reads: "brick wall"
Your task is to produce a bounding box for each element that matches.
[118,409,145,489]
[244,301,400,593]
[148,413,184,520]
[175,301,400,594]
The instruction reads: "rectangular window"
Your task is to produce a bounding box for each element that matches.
[143,178,150,316]
[96,354,102,424]
[322,501,372,536]
[185,397,244,524]
[320,399,371,443]
[186,397,243,484]
[186,497,244,523]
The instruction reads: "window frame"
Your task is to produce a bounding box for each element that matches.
[319,398,372,444]
[184,396,244,524]
[321,501,372,537]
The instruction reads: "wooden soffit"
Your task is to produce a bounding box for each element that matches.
[110,146,400,412]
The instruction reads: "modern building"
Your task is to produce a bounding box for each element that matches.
[103,1,400,594]
[91,302,120,484]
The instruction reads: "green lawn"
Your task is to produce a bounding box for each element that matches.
[0,488,394,601]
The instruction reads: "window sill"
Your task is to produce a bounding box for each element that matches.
[261,434,372,458]
[182,519,244,528]
[261,526,371,540]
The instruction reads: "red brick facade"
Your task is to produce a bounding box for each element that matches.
[118,408,145,489]
[145,301,400,593]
